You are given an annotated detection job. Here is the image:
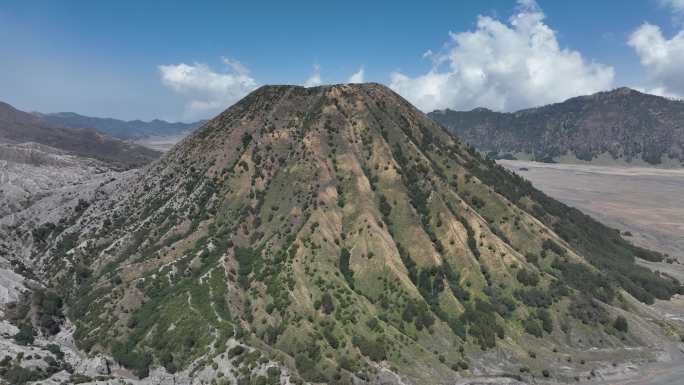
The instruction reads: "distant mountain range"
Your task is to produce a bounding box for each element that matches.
[34,111,205,140]
[0,101,160,169]
[429,88,684,167]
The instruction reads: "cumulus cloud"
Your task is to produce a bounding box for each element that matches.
[389,0,614,112]
[159,57,257,118]
[348,67,365,83]
[304,64,322,87]
[628,21,684,98]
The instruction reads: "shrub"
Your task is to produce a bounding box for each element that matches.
[542,239,566,256]
[614,316,629,333]
[3,365,45,384]
[14,325,34,345]
[352,335,386,362]
[46,344,64,360]
[552,259,615,303]
[461,300,504,349]
[33,289,64,335]
[525,253,539,265]
[514,288,552,308]
[241,132,252,148]
[111,342,152,379]
[516,269,540,287]
[569,296,608,325]
[235,246,260,288]
[379,195,392,218]
[485,287,516,318]
[523,318,543,338]
[160,352,177,374]
[320,293,335,315]
[228,345,245,358]
[294,353,324,382]
[339,248,353,288]
[267,366,281,378]
[538,308,553,333]
[322,325,339,349]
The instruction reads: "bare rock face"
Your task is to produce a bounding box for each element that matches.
[0,141,136,273]
[78,354,111,376]
[429,87,684,166]
[0,259,27,317]
[0,84,682,385]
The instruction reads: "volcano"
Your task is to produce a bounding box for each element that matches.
[37,83,680,384]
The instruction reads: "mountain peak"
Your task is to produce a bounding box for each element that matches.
[594,86,646,99]
[38,81,678,384]
[611,86,638,95]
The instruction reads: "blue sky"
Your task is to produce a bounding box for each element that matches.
[2,0,684,121]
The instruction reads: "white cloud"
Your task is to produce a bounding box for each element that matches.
[159,57,257,118]
[628,22,684,98]
[389,0,614,112]
[303,64,322,87]
[348,67,365,83]
[661,0,684,15]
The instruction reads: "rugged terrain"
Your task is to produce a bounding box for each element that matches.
[0,101,160,170]
[1,83,683,385]
[429,88,684,167]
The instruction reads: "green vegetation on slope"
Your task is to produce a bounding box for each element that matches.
[48,84,682,385]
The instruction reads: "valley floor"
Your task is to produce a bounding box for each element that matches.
[497,160,684,258]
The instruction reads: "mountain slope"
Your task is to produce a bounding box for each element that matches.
[35,111,205,140]
[0,101,161,169]
[7,84,682,385]
[429,88,684,166]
